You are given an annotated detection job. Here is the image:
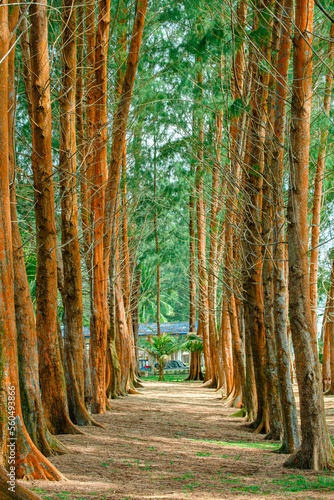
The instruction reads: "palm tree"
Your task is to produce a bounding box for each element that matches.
[142,334,180,381]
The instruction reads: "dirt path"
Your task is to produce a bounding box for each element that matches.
[24,381,334,500]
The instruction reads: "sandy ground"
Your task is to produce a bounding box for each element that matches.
[22,381,334,500]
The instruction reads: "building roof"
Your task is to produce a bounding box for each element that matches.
[139,322,196,336]
[82,322,196,339]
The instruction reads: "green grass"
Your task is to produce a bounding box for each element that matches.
[141,373,190,383]
[187,437,281,450]
[272,474,334,492]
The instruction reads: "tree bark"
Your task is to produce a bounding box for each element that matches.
[309,21,334,333]
[154,151,161,337]
[59,0,95,427]
[285,0,334,469]
[29,0,79,436]
[325,258,334,394]
[104,0,148,275]
[261,2,284,441]
[89,0,111,414]
[8,5,67,456]
[0,5,63,479]
[0,465,43,500]
[271,0,299,454]
[243,1,274,434]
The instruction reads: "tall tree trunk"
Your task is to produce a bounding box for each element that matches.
[285,0,333,470]
[225,0,247,406]
[207,112,222,389]
[59,0,95,427]
[8,6,67,457]
[271,0,299,454]
[309,21,334,333]
[322,321,331,391]
[243,1,274,434]
[194,62,211,383]
[0,5,63,479]
[261,2,284,441]
[76,0,90,270]
[189,163,197,335]
[154,152,161,337]
[131,266,142,366]
[104,0,149,275]
[219,297,233,396]
[325,258,334,394]
[89,0,111,414]
[29,0,79,435]
[186,161,199,381]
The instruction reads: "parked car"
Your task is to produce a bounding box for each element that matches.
[154,360,187,369]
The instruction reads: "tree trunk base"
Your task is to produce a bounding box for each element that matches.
[0,465,43,500]
[255,416,270,435]
[128,388,142,395]
[202,378,216,388]
[264,429,281,441]
[274,443,296,455]
[283,446,334,471]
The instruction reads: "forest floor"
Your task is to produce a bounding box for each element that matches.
[23,381,334,500]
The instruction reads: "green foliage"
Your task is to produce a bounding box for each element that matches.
[141,334,181,364]
[183,333,203,352]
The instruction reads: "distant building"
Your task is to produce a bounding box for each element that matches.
[82,323,198,372]
[138,322,196,371]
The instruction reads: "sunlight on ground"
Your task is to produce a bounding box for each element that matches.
[24,381,334,500]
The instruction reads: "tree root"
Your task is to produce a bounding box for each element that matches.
[202,378,218,389]
[0,465,43,500]
[128,388,142,395]
[264,430,281,441]
[255,416,270,435]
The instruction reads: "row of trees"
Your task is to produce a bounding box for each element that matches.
[1,0,334,497]
[183,0,334,470]
[0,0,149,494]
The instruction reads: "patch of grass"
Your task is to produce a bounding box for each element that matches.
[182,482,200,491]
[272,474,334,492]
[230,408,247,418]
[188,437,280,450]
[220,478,240,484]
[196,451,211,456]
[144,374,190,383]
[232,485,262,493]
[172,473,194,481]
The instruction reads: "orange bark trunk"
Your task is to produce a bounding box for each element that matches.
[89,0,111,414]
[0,464,43,499]
[8,6,67,456]
[309,21,334,332]
[243,2,273,434]
[325,258,334,394]
[0,5,63,479]
[104,0,148,273]
[189,169,197,335]
[29,0,78,435]
[285,0,333,469]
[59,0,96,425]
[271,0,299,454]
